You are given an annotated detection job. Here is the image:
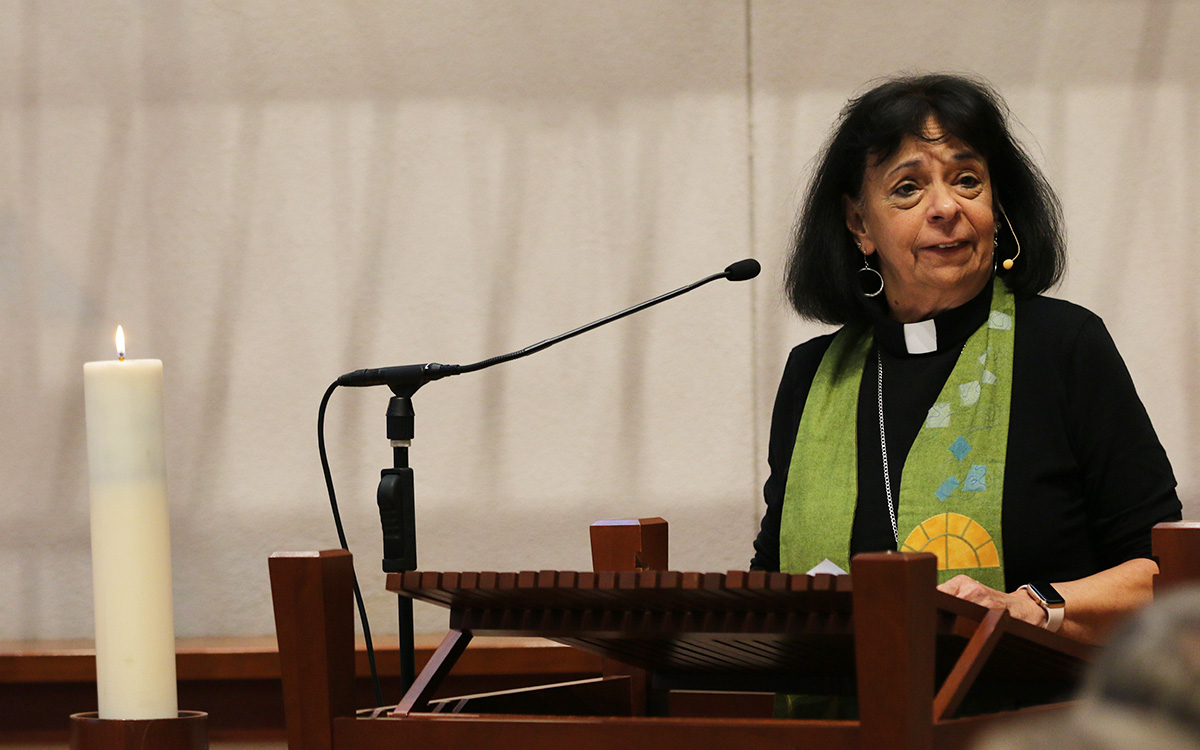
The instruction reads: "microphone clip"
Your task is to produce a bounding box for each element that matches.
[336,362,460,397]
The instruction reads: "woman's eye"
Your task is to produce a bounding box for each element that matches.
[958,174,982,190]
[894,182,919,198]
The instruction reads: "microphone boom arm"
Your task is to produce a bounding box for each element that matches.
[336,258,759,396]
[457,269,728,376]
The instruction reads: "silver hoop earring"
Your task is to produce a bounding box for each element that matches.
[859,256,884,298]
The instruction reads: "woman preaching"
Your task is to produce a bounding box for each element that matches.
[750,73,1180,645]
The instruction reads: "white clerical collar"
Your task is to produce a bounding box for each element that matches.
[903,319,938,354]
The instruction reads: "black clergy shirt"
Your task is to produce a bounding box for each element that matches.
[750,283,1181,591]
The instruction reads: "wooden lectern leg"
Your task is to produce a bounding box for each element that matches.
[268,550,357,750]
[933,608,1007,721]
[590,517,668,573]
[590,518,668,717]
[852,552,937,750]
[391,629,473,716]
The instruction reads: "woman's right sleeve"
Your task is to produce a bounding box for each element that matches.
[749,337,832,571]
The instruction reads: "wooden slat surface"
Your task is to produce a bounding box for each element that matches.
[388,569,1092,696]
[391,570,855,620]
[387,570,863,688]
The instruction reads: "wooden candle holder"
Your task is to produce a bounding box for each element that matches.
[68,711,208,750]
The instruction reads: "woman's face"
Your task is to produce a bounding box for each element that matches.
[844,119,997,323]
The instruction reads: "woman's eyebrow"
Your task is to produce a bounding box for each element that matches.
[883,149,983,178]
[884,158,922,177]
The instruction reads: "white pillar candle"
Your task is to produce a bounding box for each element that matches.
[82,326,178,720]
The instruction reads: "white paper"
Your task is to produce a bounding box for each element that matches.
[805,558,849,576]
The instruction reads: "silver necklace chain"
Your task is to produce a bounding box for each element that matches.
[876,352,899,543]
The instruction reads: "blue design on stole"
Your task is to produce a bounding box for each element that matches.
[963,465,987,492]
[935,477,960,501]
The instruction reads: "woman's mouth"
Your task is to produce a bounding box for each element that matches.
[927,240,970,251]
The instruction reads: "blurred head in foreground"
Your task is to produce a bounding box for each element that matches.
[974,588,1200,750]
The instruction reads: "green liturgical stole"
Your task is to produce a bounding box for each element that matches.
[780,278,1015,590]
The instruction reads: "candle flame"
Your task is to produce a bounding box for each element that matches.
[115,326,125,362]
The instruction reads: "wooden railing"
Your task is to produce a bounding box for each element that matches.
[0,635,601,743]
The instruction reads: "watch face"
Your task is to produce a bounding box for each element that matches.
[1028,581,1065,606]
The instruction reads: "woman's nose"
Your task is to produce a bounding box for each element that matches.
[926,181,960,222]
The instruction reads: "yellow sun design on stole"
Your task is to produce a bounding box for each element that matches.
[900,512,1000,571]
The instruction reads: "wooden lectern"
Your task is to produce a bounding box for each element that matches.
[270,522,1200,750]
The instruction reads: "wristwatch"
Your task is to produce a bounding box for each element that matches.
[1020,581,1065,632]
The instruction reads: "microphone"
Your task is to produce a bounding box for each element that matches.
[998,205,1022,271]
[335,258,760,392]
[725,258,760,281]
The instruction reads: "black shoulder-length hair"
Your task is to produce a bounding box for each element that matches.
[785,73,1066,325]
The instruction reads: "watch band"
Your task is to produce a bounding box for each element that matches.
[1020,582,1065,633]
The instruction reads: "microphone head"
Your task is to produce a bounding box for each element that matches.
[724,258,761,282]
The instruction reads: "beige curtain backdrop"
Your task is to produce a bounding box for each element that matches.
[1,0,1196,640]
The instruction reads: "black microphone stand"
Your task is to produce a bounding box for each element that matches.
[345,258,760,699]
[377,387,419,692]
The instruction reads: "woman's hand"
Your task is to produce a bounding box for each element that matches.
[937,575,1046,627]
[936,558,1159,643]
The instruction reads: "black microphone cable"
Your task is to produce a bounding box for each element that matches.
[317,381,385,708]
